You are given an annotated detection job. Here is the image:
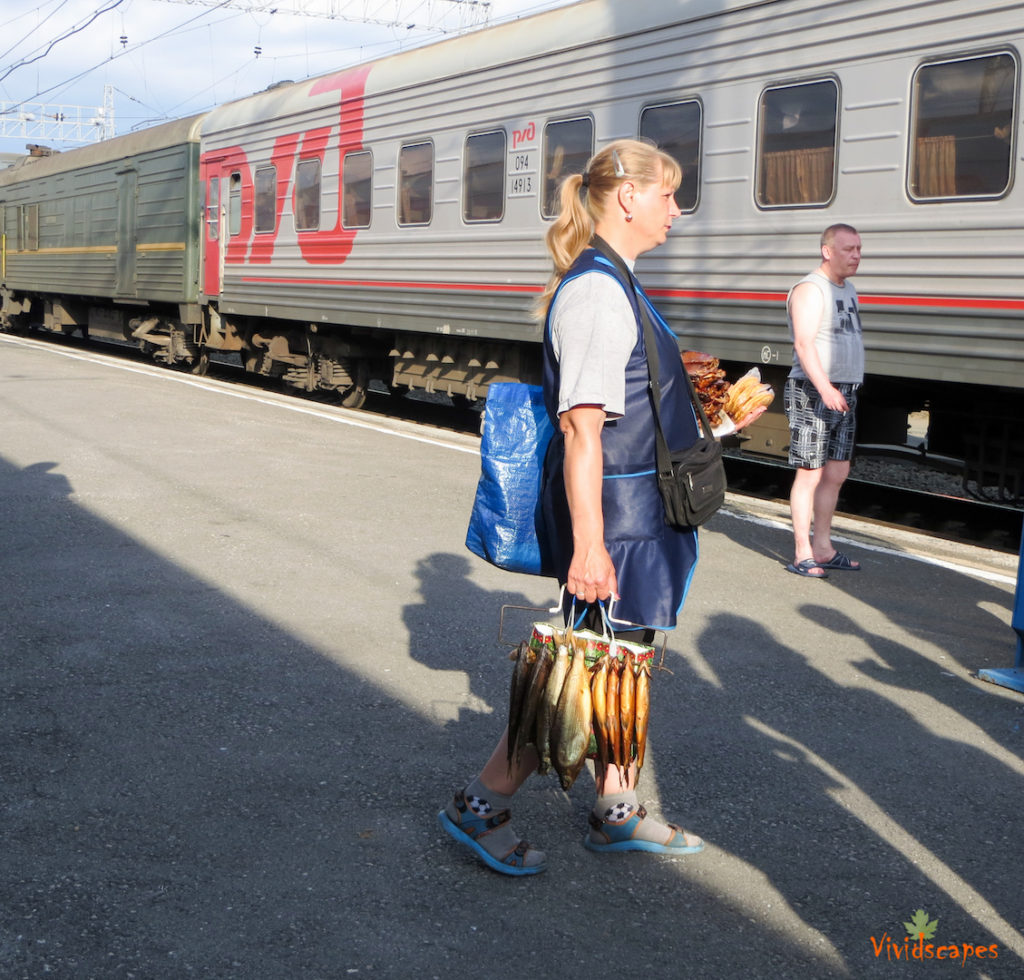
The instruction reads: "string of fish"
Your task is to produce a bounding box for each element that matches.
[505,629,653,792]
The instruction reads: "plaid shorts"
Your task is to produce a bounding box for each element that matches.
[784,378,859,468]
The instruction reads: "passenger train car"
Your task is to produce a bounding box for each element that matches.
[2,0,1022,491]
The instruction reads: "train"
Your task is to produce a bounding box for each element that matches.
[2,0,1022,499]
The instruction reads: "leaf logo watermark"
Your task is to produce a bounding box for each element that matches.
[904,910,938,941]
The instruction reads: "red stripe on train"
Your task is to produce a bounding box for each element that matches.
[649,289,1024,310]
[239,277,542,293]
[237,277,1024,309]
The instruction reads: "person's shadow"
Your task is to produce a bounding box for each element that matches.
[402,553,546,744]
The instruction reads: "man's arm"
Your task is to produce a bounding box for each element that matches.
[789,281,849,412]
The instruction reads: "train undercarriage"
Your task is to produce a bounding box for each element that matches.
[0,288,537,413]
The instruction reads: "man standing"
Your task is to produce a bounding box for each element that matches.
[784,224,865,578]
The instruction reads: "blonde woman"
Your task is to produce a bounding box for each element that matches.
[440,139,752,876]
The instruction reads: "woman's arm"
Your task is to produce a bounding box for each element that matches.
[560,404,618,604]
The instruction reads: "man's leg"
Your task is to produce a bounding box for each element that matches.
[811,458,850,563]
[790,465,826,575]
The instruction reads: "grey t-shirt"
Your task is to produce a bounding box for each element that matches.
[549,270,636,418]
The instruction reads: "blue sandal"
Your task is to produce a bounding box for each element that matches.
[786,558,828,578]
[818,550,860,571]
[437,789,547,876]
[585,804,704,855]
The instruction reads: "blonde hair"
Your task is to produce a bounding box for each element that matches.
[533,138,682,319]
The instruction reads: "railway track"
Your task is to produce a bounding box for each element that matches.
[723,454,1023,555]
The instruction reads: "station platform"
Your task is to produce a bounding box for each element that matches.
[1,334,1022,979]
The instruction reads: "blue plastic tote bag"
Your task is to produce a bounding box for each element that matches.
[465,382,554,576]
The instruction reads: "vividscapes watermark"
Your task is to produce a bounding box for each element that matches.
[870,910,999,965]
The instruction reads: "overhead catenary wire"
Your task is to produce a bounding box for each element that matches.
[0,1,127,87]
[1,0,240,114]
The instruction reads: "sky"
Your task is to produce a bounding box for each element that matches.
[0,0,575,155]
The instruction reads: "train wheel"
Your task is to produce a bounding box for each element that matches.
[339,384,367,409]
[191,352,210,376]
[337,358,368,409]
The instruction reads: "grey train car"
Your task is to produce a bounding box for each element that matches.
[0,115,208,366]
[3,0,1023,490]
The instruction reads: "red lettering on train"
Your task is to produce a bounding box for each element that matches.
[248,132,301,265]
[512,122,535,149]
[296,65,372,265]
[200,64,371,289]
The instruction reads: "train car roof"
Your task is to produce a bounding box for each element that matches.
[200,0,774,137]
[0,113,207,186]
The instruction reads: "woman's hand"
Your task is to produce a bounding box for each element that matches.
[567,542,618,605]
[730,404,768,432]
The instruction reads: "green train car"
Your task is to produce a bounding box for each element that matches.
[0,114,212,368]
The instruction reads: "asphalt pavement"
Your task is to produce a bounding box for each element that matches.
[2,334,1022,979]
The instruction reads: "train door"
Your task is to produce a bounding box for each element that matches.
[115,168,138,298]
[202,174,224,297]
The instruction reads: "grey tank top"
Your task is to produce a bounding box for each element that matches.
[787,272,864,384]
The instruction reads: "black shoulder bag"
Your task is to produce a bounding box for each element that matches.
[591,236,727,527]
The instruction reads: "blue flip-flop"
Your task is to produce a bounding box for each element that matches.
[786,558,828,579]
[584,804,704,855]
[818,551,861,571]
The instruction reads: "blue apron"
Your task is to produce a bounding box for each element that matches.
[540,248,700,630]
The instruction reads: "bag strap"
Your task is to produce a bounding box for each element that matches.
[589,237,714,481]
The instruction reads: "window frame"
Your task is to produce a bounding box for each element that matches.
[754,76,840,210]
[23,203,39,251]
[907,49,1018,203]
[397,140,434,227]
[463,128,507,224]
[228,173,242,238]
[639,98,704,213]
[293,158,321,232]
[342,149,373,230]
[254,165,277,235]
[541,115,595,220]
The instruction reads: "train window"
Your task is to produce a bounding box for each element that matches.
[756,79,838,207]
[909,52,1016,200]
[464,130,506,222]
[639,101,702,212]
[207,178,219,241]
[255,166,277,233]
[398,142,433,225]
[228,173,242,237]
[23,204,39,251]
[542,117,593,218]
[294,159,321,231]
[342,150,372,229]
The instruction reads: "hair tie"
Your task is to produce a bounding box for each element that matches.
[581,172,590,189]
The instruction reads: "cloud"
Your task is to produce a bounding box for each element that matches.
[0,0,571,153]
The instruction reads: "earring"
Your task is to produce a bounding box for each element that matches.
[625,213,633,222]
